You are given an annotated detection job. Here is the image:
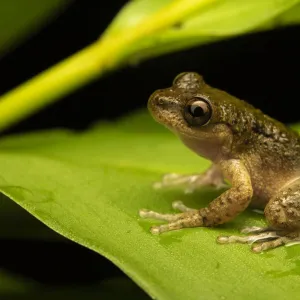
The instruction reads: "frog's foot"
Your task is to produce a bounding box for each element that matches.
[217,227,300,252]
[153,165,227,194]
[139,201,201,234]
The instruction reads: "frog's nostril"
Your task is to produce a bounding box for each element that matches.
[157,97,164,106]
[149,90,178,110]
[148,92,162,112]
[149,92,165,107]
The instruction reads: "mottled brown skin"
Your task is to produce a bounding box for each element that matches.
[139,72,300,252]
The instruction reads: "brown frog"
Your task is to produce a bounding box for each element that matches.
[139,72,300,252]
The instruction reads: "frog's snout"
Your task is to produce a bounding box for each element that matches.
[148,90,178,112]
[147,90,180,127]
[148,90,164,116]
[148,90,163,107]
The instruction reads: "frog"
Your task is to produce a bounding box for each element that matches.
[139,72,300,252]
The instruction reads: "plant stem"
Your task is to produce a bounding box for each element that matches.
[0,0,215,131]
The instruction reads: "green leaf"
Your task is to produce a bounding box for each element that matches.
[107,0,300,61]
[0,111,300,299]
[0,0,71,57]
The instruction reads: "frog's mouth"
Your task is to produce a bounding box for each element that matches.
[148,89,183,117]
[172,124,219,141]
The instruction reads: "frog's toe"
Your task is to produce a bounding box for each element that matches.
[251,237,287,252]
[251,234,300,252]
[153,173,200,192]
[139,209,180,222]
[172,200,196,212]
[150,223,178,234]
[153,173,182,190]
[153,181,163,189]
[240,226,274,234]
[139,206,204,234]
[148,212,203,234]
[285,238,300,247]
[217,231,279,246]
[184,187,196,194]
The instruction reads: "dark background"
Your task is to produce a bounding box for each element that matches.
[0,0,300,298]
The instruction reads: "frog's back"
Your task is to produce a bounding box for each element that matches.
[230,102,300,203]
[233,104,300,168]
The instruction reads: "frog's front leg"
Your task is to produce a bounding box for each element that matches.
[154,164,227,194]
[218,177,300,252]
[139,159,253,234]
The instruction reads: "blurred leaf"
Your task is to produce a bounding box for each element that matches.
[0,270,36,295]
[0,194,60,240]
[0,270,149,299]
[0,0,71,57]
[0,111,300,299]
[1,0,300,132]
[270,3,300,26]
[106,0,300,61]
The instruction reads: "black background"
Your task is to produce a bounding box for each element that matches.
[1,0,300,297]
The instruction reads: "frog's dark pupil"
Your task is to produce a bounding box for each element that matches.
[189,104,204,117]
[184,98,211,126]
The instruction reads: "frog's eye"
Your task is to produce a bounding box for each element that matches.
[184,98,212,126]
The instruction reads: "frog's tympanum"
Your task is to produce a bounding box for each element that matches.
[139,72,300,252]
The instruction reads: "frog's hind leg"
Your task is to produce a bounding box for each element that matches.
[218,178,300,252]
[154,164,227,194]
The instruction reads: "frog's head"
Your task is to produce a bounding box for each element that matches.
[148,72,236,160]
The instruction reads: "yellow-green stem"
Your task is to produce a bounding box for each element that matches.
[0,0,215,131]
